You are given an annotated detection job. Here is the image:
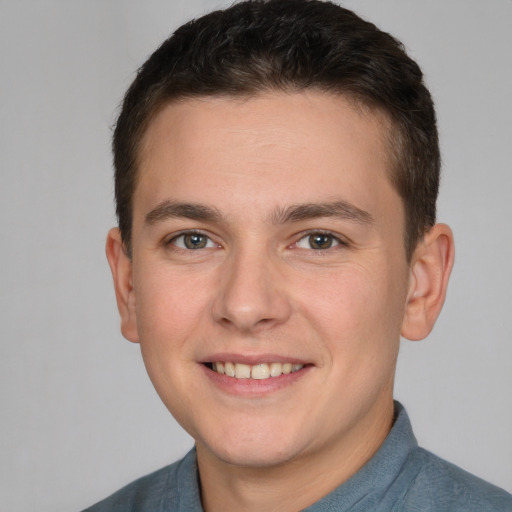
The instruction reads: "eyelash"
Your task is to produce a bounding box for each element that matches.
[166,230,218,251]
[293,231,348,251]
[165,230,348,252]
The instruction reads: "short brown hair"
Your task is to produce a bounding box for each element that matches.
[113,0,439,260]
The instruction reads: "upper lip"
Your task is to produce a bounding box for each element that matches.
[201,353,311,365]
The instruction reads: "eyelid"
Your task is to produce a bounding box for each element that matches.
[165,229,219,249]
[293,230,349,250]
[163,228,349,250]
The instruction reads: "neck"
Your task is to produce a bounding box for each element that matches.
[197,399,395,512]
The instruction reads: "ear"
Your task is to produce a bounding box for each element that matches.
[105,228,140,343]
[401,223,455,341]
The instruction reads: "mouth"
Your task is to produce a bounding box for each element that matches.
[204,361,305,380]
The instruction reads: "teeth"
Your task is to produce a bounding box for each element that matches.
[269,362,282,377]
[211,361,304,379]
[225,362,235,377]
[251,364,270,380]
[235,363,251,379]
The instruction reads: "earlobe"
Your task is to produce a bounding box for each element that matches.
[105,228,140,343]
[401,223,455,341]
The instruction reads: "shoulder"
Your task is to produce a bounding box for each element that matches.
[400,447,512,512]
[81,449,199,512]
[81,464,177,512]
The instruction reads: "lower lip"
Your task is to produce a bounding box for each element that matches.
[200,364,311,396]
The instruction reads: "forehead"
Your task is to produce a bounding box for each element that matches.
[135,91,400,226]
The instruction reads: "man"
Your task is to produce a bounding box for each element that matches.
[85,0,512,510]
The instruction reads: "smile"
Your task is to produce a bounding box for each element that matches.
[209,362,304,380]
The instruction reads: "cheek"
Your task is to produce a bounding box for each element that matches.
[134,267,213,354]
[132,269,213,427]
[300,261,408,354]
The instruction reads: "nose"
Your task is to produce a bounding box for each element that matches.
[212,247,292,333]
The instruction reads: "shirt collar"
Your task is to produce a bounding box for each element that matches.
[305,401,418,511]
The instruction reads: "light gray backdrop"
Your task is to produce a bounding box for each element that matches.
[1,1,511,511]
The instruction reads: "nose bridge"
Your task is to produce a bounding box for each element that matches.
[212,241,291,332]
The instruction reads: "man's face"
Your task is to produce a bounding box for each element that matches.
[125,92,413,469]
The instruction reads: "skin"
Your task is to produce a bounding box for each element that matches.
[107,91,454,511]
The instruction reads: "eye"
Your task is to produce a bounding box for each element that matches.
[170,232,217,250]
[295,232,342,250]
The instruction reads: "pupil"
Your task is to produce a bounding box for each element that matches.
[310,234,332,249]
[185,234,206,249]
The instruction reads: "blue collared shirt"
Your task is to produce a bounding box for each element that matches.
[83,403,512,511]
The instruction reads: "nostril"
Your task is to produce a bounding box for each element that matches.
[212,276,293,332]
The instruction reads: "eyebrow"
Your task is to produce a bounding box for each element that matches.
[144,199,374,227]
[269,201,374,225]
[145,200,223,225]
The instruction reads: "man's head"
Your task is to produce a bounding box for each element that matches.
[113,0,439,260]
[106,0,454,498]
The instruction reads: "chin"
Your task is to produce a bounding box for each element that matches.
[209,445,298,469]
[196,424,307,469]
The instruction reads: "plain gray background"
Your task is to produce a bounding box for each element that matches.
[1,1,511,511]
